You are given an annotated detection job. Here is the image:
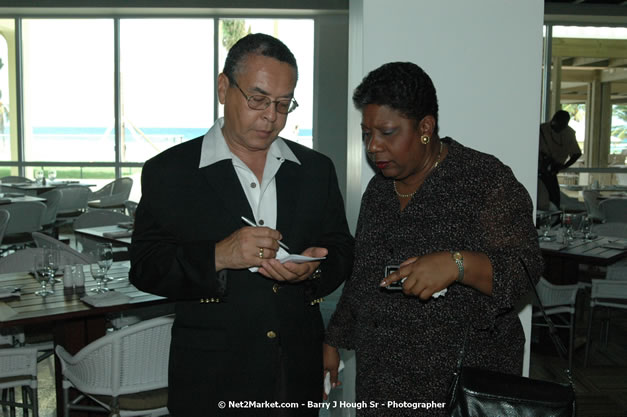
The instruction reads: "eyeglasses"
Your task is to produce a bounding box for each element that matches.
[231,80,299,115]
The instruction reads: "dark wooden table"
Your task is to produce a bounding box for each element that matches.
[540,235,627,284]
[0,261,168,415]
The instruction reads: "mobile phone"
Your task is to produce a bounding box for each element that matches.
[383,265,404,291]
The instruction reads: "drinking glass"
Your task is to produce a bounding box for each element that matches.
[35,169,45,185]
[33,253,54,296]
[580,216,596,240]
[538,213,553,241]
[89,263,107,293]
[48,169,57,183]
[44,248,61,284]
[93,243,113,291]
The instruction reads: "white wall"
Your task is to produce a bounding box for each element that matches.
[342,0,544,404]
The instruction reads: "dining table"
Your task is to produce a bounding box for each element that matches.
[1,181,95,196]
[74,225,133,246]
[0,260,169,415]
[539,233,627,284]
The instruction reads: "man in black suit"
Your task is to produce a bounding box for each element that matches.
[129,33,354,416]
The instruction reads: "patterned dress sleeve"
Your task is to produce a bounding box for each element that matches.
[475,163,544,320]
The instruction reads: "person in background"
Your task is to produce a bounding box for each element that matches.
[323,62,543,416]
[538,110,582,209]
[130,33,354,416]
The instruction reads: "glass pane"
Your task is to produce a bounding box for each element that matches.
[0,19,14,163]
[120,19,214,162]
[22,19,114,162]
[217,18,314,148]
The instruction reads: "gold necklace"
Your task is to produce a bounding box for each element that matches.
[393,141,444,198]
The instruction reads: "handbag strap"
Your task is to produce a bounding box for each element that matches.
[453,258,573,381]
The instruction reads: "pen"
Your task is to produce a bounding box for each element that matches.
[241,216,290,251]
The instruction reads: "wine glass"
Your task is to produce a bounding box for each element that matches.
[580,216,596,241]
[96,243,114,291]
[35,169,45,185]
[33,252,54,297]
[44,248,61,284]
[48,169,57,183]
[89,263,107,293]
[538,213,553,241]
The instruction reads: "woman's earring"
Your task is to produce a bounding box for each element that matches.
[420,135,430,145]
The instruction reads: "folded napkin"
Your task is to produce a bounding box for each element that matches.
[3,192,24,198]
[0,287,20,299]
[103,230,133,238]
[0,198,11,205]
[81,291,131,307]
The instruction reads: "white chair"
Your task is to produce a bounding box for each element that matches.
[0,209,10,247]
[31,232,93,265]
[532,277,580,369]
[606,257,627,281]
[88,178,133,211]
[598,198,627,223]
[584,279,627,366]
[56,186,92,220]
[0,347,39,417]
[582,189,605,223]
[38,189,64,237]
[1,202,46,250]
[55,315,173,417]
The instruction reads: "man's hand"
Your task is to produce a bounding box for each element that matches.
[258,246,328,282]
[215,226,282,271]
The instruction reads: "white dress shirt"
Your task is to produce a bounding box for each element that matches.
[198,117,300,230]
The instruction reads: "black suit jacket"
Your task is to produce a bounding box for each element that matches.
[130,133,354,416]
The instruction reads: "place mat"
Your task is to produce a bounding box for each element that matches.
[0,198,11,205]
[81,291,131,307]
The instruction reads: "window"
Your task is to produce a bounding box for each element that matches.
[22,19,114,162]
[217,18,314,148]
[0,19,14,164]
[120,19,214,162]
[0,15,315,199]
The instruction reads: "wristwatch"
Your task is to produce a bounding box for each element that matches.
[451,251,464,283]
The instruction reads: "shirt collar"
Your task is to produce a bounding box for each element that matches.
[199,117,300,168]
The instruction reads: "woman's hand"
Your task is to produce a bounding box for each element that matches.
[322,343,341,400]
[380,252,457,299]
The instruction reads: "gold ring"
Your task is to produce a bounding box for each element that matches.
[258,247,264,259]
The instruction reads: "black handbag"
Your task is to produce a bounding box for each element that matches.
[447,259,576,417]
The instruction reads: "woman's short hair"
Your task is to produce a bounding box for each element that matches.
[353,62,439,134]
[223,33,298,83]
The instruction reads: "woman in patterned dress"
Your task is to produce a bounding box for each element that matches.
[323,62,543,416]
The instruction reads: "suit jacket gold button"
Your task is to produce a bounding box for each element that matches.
[272,284,280,293]
[266,331,277,339]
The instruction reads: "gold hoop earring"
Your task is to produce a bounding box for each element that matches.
[420,135,430,145]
